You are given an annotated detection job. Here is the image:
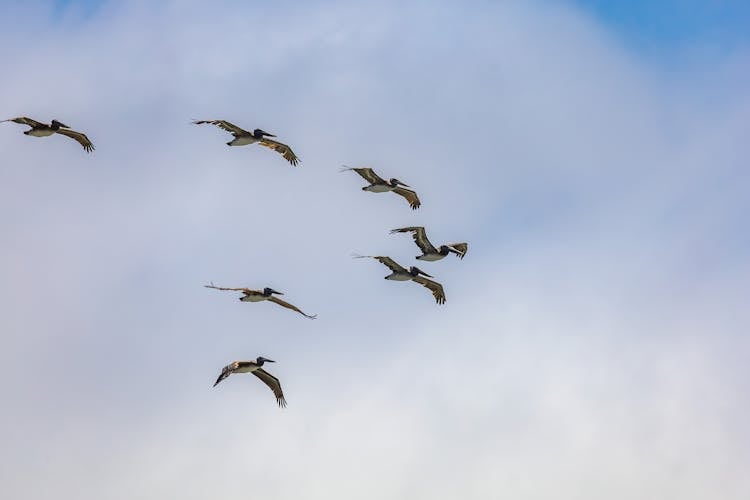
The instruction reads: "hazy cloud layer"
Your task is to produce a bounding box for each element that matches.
[1,1,748,499]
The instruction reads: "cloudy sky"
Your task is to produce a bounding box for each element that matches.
[1,1,748,499]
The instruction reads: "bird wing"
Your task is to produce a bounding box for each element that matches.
[2,116,45,128]
[252,368,287,407]
[412,276,446,304]
[213,364,235,387]
[392,187,421,210]
[258,137,300,166]
[447,242,468,259]
[390,226,435,253]
[342,167,386,184]
[374,256,407,274]
[55,128,95,152]
[192,119,249,135]
[204,283,254,293]
[267,295,317,319]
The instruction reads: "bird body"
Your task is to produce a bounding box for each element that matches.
[390,226,468,261]
[342,166,421,209]
[213,356,287,407]
[2,117,94,152]
[204,283,317,319]
[354,255,446,304]
[193,119,299,166]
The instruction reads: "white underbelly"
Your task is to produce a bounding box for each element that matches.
[386,273,412,281]
[28,129,55,137]
[234,366,259,373]
[241,295,266,302]
[230,136,258,146]
[364,184,392,193]
[417,253,444,261]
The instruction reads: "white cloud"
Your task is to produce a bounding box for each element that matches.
[0,1,748,499]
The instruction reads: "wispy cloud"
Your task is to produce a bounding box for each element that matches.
[0,1,748,499]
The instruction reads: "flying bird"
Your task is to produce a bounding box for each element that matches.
[204,283,317,319]
[192,119,299,166]
[341,166,421,209]
[354,255,446,304]
[390,226,468,261]
[2,117,94,152]
[213,356,287,407]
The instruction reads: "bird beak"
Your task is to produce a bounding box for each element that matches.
[261,130,276,137]
[265,359,276,363]
[416,268,433,278]
[271,289,284,295]
[398,181,410,188]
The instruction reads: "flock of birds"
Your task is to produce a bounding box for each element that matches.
[3,115,469,408]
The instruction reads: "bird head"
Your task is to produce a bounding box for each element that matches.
[263,287,284,296]
[50,120,69,129]
[389,178,410,188]
[256,356,276,364]
[253,128,276,138]
[410,266,433,278]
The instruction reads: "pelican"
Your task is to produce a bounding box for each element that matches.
[2,117,94,152]
[204,283,317,319]
[213,356,286,407]
[354,255,446,304]
[192,119,299,166]
[341,166,421,209]
[390,226,468,261]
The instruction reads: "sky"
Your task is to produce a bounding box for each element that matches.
[1,1,748,499]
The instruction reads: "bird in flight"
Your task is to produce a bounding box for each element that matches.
[341,166,421,209]
[354,255,446,304]
[213,356,287,408]
[390,226,468,261]
[204,283,317,319]
[2,117,94,152]
[193,119,299,166]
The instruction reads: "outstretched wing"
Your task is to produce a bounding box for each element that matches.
[213,364,234,387]
[341,166,386,185]
[390,226,435,254]
[204,283,254,293]
[258,137,300,166]
[252,368,287,407]
[267,295,317,319]
[373,256,407,274]
[2,116,45,128]
[447,242,468,259]
[392,187,421,210]
[56,128,95,152]
[412,276,446,304]
[192,119,249,136]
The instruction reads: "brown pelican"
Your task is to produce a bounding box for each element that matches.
[204,283,317,319]
[341,166,421,209]
[390,226,468,261]
[192,119,299,166]
[2,117,94,152]
[213,356,286,407]
[354,255,446,304]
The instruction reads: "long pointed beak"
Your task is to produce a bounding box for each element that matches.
[271,290,284,295]
[415,268,433,278]
[265,359,276,363]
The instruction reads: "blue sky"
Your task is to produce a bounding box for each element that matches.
[1,1,748,499]
[574,0,750,47]
[50,0,750,48]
